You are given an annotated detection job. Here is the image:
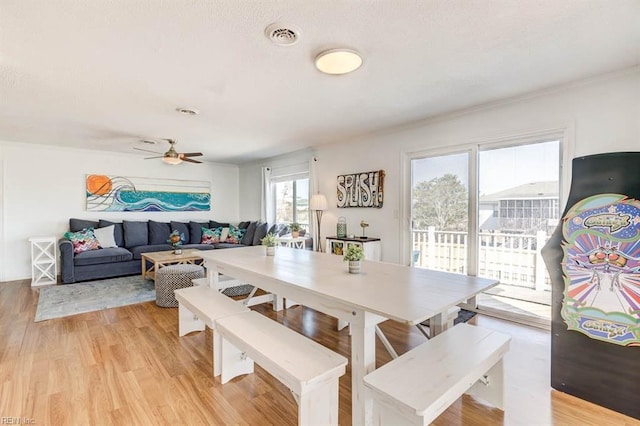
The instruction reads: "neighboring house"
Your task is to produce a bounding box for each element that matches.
[479,181,560,234]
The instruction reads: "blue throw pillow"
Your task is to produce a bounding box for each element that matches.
[189,221,209,244]
[210,220,230,229]
[70,218,99,232]
[240,221,257,245]
[149,220,171,245]
[123,221,149,248]
[252,222,269,246]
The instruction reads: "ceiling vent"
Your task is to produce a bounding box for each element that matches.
[265,23,300,46]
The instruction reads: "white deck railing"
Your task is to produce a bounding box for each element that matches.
[412,227,551,291]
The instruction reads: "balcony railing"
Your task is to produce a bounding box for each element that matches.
[412,227,551,291]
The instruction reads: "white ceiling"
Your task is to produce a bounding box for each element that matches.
[1,1,639,164]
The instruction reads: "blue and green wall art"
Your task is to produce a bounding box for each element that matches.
[86,174,210,212]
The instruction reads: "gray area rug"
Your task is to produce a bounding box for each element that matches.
[35,276,156,322]
[35,275,255,322]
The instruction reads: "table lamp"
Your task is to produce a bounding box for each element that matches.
[310,194,327,252]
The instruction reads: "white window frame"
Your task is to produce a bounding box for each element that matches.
[271,172,310,225]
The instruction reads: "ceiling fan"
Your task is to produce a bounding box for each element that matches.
[134,139,203,164]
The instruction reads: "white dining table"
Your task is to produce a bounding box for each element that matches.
[199,245,499,426]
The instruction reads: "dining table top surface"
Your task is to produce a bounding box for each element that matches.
[198,245,498,325]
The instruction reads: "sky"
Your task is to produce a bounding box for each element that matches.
[412,140,560,196]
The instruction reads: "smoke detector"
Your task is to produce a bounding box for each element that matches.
[265,23,300,46]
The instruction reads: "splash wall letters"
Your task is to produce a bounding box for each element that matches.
[336,170,385,208]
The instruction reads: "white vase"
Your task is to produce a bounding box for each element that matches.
[173,248,182,255]
[348,260,361,274]
[266,246,275,256]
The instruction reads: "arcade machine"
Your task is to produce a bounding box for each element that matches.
[541,152,639,419]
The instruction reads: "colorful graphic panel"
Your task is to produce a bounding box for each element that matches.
[86,175,210,212]
[562,194,640,346]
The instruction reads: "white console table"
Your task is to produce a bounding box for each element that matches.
[29,236,57,286]
[325,236,381,261]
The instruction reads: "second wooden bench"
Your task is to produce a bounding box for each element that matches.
[364,323,511,425]
[216,310,348,426]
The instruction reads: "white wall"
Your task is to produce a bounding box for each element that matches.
[243,67,640,264]
[0,142,239,281]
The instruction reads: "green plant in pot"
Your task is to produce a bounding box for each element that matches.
[290,222,302,238]
[343,244,364,274]
[261,232,278,256]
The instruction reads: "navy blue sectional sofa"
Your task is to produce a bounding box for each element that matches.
[59,218,274,284]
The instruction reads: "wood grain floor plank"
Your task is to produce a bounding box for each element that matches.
[1,279,638,425]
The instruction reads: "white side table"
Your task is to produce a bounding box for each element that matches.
[325,236,381,261]
[29,236,57,286]
[277,235,306,249]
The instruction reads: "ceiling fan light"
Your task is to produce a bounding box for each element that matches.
[315,49,362,75]
[162,156,182,165]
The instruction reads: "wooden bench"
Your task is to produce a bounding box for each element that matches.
[174,285,250,377]
[363,323,511,425]
[216,310,348,426]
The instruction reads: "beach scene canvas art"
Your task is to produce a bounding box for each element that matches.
[86,174,210,212]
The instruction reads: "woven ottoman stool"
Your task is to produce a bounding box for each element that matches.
[155,264,205,307]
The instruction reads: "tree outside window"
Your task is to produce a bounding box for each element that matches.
[274,178,309,228]
[412,173,468,231]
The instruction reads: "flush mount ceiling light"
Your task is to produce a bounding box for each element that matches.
[315,49,363,75]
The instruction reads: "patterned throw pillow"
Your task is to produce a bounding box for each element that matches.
[201,227,222,244]
[225,225,246,244]
[63,228,101,254]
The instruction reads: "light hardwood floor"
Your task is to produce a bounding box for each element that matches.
[1,280,638,425]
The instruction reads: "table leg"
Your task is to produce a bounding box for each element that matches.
[272,295,284,311]
[349,310,376,426]
[205,261,220,289]
[430,311,446,337]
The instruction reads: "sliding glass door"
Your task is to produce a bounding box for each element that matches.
[476,141,559,324]
[409,137,561,326]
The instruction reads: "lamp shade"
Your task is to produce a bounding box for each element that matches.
[310,194,327,211]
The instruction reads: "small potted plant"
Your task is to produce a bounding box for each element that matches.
[167,230,185,254]
[343,244,365,274]
[261,232,279,256]
[290,222,302,238]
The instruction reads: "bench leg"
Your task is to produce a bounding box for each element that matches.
[178,303,205,336]
[213,331,221,377]
[466,358,504,410]
[220,337,254,384]
[296,379,340,426]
